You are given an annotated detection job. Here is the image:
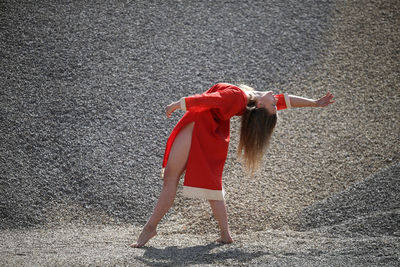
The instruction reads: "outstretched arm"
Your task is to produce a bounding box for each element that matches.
[289,92,334,108]
[165,99,182,118]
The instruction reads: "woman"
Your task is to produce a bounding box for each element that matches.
[131,83,334,248]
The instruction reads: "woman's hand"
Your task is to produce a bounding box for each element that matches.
[315,92,335,107]
[165,100,181,118]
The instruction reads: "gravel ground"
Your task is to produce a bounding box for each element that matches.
[1,0,399,266]
[1,224,399,266]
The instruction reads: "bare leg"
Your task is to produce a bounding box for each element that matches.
[131,122,194,248]
[209,200,233,244]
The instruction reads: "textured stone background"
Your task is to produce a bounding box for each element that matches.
[1,0,399,266]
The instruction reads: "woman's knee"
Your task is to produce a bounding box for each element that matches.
[162,165,182,185]
[162,174,180,188]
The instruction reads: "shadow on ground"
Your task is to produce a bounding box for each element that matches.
[136,243,267,266]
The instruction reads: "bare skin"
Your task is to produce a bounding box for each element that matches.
[209,200,233,243]
[130,122,194,248]
[132,86,334,248]
[245,90,335,114]
[130,121,234,247]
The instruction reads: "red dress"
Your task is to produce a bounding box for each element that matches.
[161,83,289,200]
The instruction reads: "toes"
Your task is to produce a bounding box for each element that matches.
[130,243,142,248]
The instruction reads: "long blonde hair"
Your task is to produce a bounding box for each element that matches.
[237,85,277,172]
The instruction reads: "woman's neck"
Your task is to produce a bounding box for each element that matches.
[245,91,262,103]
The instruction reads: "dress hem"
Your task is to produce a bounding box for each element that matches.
[182,185,225,200]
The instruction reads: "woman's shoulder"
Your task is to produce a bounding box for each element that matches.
[207,84,247,104]
[208,83,241,93]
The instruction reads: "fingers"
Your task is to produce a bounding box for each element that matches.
[316,92,334,107]
[322,92,335,106]
[165,103,175,118]
[165,106,171,118]
[326,92,335,104]
[323,92,334,99]
[166,108,172,118]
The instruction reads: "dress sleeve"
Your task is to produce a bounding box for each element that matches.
[274,93,291,110]
[181,91,224,112]
[181,85,247,114]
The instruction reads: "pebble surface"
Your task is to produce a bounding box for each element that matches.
[1,0,399,265]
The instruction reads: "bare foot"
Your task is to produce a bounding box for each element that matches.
[216,235,233,244]
[130,226,157,248]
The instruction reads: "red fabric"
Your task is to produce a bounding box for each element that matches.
[162,83,247,191]
[162,83,287,193]
[275,94,288,110]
